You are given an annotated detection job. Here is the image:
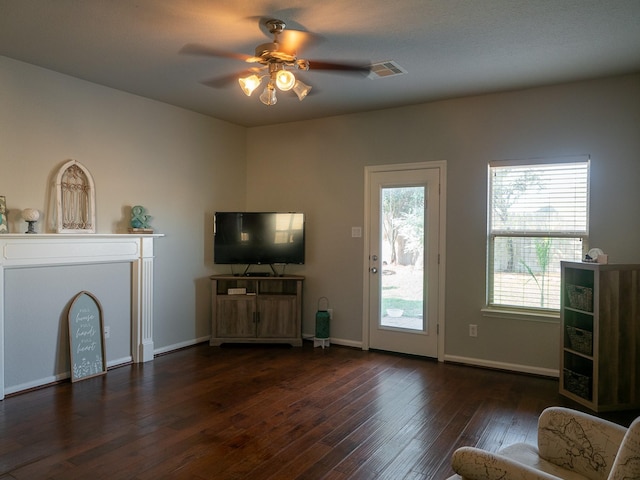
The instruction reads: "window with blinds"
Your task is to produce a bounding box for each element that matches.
[487,157,589,311]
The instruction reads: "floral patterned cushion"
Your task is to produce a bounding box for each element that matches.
[449,407,637,480]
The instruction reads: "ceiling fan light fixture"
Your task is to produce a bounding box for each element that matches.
[293,80,312,101]
[183,17,373,107]
[275,69,296,91]
[238,74,262,96]
[259,83,277,106]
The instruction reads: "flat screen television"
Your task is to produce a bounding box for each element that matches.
[214,212,305,265]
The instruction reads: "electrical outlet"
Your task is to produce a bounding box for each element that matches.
[104,326,110,339]
[327,309,333,320]
[469,324,478,337]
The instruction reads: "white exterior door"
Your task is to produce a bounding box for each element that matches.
[364,163,444,358]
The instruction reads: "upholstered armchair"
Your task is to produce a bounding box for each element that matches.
[448,407,640,480]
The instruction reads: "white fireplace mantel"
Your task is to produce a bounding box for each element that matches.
[0,233,163,400]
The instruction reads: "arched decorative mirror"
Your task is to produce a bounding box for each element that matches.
[55,160,96,233]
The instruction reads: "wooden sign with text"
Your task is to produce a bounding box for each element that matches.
[68,291,107,382]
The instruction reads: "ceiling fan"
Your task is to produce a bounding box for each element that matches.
[180,18,371,106]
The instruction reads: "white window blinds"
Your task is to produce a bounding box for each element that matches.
[488,157,589,311]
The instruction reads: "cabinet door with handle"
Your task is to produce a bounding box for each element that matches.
[216,296,257,338]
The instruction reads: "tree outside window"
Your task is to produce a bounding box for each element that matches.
[488,159,589,311]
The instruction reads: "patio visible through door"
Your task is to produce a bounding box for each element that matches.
[365,164,441,358]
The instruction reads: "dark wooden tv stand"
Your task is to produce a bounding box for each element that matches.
[209,275,303,347]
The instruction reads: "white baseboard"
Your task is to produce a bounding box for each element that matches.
[329,338,362,349]
[5,355,134,396]
[444,354,559,378]
[159,335,363,353]
[154,336,210,356]
[302,333,362,349]
[293,334,558,377]
[108,356,133,368]
[4,372,68,396]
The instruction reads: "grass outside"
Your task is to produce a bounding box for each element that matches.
[381,265,423,325]
[381,265,562,315]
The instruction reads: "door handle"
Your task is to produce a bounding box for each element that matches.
[371,267,378,274]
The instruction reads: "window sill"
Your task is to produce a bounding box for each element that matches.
[481,307,559,323]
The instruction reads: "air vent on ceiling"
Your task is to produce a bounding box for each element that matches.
[368,60,407,79]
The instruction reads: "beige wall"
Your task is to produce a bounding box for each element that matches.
[2,52,639,384]
[245,73,640,374]
[0,56,246,390]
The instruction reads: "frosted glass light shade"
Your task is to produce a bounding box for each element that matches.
[293,80,312,101]
[238,75,262,96]
[259,84,277,105]
[275,70,295,91]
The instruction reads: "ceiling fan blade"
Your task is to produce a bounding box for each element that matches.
[180,43,254,62]
[307,60,371,74]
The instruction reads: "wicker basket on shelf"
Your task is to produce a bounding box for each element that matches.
[566,326,593,355]
[566,284,593,312]
[563,368,591,400]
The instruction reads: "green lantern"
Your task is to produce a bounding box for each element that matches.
[315,297,330,339]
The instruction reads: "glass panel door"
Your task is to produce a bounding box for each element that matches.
[367,166,440,358]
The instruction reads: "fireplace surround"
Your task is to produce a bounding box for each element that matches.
[0,233,161,399]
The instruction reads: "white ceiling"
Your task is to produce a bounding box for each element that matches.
[1,0,639,127]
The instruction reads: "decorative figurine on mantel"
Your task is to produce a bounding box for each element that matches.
[129,205,154,234]
[22,208,40,234]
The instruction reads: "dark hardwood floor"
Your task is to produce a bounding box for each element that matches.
[1,342,638,480]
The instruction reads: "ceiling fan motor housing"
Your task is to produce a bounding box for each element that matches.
[255,42,296,63]
[266,19,286,35]
[255,42,279,58]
